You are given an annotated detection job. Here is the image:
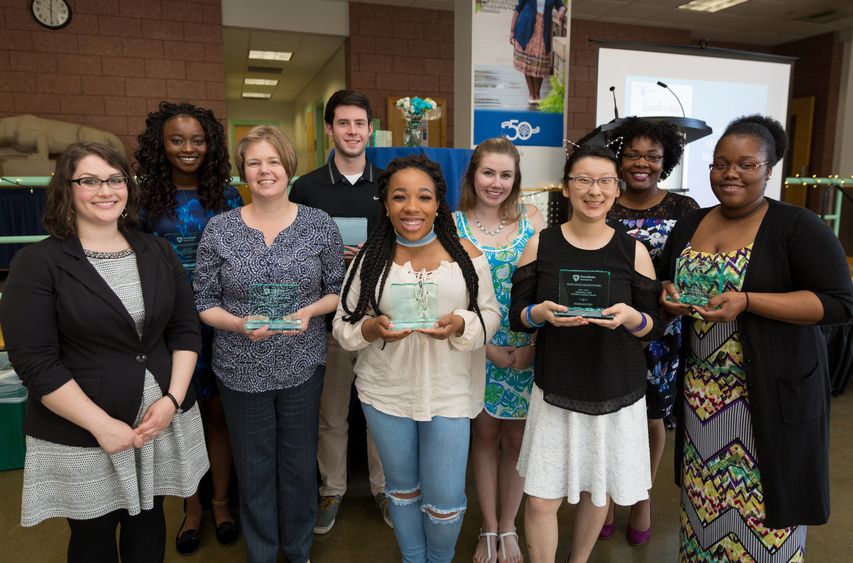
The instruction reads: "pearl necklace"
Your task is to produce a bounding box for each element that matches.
[473,212,507,237]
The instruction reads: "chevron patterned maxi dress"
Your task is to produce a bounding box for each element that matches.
[675,244,807,562]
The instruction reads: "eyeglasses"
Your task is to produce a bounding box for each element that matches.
[622,152,663,164]
[566,176,624,190]
[708,161,769,174]
[70,175,128,190]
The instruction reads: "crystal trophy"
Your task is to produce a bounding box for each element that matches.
[244,283,301,331]
[387,282,439,329]
[556,269,613,319]
[164,232,200,272]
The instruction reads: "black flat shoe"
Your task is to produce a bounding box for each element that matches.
[175,516,200,555]
[215,519,239,546]
[212,497,239,546]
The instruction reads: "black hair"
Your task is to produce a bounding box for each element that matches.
[324,89,373,125]
[716,114,789,166]
[609,116,685,180]
[563,145,621,185]
[340,155,486,341]
[134,101,232,221]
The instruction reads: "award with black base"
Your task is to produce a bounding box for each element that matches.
[667,257,723,307]
[388,281,439,329]
[244,283,301,331]
[556,269,613,319]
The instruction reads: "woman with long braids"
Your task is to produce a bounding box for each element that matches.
[332,155,501,563]
[134,101,242,554]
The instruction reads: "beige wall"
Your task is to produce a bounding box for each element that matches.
[292,44,347,176]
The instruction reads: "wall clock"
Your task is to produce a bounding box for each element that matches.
[31,0,72,30]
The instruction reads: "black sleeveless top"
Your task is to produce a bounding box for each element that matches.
[510,225,663,415]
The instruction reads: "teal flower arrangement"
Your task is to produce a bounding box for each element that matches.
[396,96,440,147]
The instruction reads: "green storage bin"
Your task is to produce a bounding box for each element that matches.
[0,396,27,471]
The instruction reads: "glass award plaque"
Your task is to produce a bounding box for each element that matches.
[333,217,368,247]
[164,232,200,271]
[387,282,439,329]
[244,283,301,331]
[667,257,723,307]
[556,269,613,319]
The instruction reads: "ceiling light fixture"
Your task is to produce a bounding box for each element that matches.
[678,0,748,13]
[248,50,292,61]
[242,92,272,99]
[244,78,279,86]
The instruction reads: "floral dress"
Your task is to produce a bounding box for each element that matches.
[608,191,699,418]
[676,244,806,562]
[454,208,535,418]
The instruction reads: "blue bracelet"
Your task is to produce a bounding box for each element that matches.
[525,304,545,328]
[625,313,648,334]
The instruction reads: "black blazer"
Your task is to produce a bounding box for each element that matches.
[0,230,201,447]
[658,198,853,528]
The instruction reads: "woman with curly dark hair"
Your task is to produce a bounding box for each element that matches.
[134,101,242,555]
[601,116,699,546]
[332,155,501,562]
[660,115,853,561]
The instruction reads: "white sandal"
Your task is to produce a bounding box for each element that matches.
[477,529,499,562]
[499,528,520,562]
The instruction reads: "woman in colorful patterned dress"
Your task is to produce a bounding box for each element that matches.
[454,138,546,563]
[135,101,242,554]
[510,0,566,105]
[603,117,698,545]
[659,115,853,562]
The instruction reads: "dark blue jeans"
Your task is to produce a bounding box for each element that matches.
[218,367,324,563]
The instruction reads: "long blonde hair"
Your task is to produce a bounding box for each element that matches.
[457,137,522,222]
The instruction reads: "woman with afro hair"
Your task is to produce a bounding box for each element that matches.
[333,155,501,562]
[134,101,242,555]
[600,116,698,546]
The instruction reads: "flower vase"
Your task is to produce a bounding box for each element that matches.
[404,120,426,147]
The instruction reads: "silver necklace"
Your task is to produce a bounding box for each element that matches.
[473,211,506,237]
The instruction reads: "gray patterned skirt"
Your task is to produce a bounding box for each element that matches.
[20,372,209,526]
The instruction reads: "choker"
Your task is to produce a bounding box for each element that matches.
[395,228,437,248]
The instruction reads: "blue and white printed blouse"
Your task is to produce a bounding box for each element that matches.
[194,205,344,392]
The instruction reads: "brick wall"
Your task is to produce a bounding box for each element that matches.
[0,0,226,155]
[774,32,843,177]
[346,2,455,146]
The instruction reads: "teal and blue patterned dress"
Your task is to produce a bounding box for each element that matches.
[142,186,243,399]
[454,208,536,419]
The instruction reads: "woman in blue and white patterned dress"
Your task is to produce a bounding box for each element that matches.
[194,126,344,563]
[454,138,546,563]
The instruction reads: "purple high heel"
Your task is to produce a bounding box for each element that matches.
[598,520,616,540]
[626,502,652,545]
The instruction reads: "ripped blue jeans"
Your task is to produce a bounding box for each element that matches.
[361,403,469,563]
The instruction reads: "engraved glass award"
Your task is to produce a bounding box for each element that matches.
[164,232,200,271]
[244,283,301,331]
[556,269,613,319]
[667,257,723,307]
[387,281,439,329]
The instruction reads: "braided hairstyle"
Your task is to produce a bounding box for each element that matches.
[716,114,788,167]
[340,155,486,340]
[134,101,232,221]
[609,116,684,180]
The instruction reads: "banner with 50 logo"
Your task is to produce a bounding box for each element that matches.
[473,109,563,147]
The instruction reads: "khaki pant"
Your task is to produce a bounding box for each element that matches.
[318,335,386,496]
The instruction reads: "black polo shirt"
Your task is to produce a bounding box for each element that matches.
[290,158,383,237]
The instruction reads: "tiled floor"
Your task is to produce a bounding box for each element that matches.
[1,390,852,562]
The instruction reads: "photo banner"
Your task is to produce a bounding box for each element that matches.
[472,0,569,148]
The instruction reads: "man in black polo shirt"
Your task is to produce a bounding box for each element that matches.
[290,89,388,535]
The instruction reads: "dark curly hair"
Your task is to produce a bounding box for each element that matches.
[133,101,232,222]
[340,154,486,341]
[717,114,788,166]
[608,117,685,180]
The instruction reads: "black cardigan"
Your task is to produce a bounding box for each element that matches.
[658,198,853,528]
[0,230,201,447]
